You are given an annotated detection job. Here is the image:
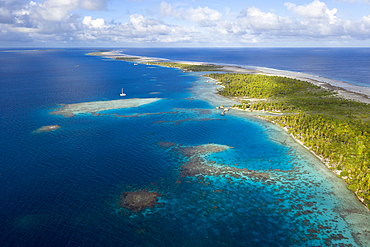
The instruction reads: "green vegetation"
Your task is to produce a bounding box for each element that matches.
[146,62,223,72]
[87,52,106,56]
[113,56,142,61]
[207,73,370,209]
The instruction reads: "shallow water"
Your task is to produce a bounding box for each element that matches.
[0,49,370,246]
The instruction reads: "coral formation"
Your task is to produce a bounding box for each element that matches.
[119,190,162,212]
[164,143,271,181]
[33,125,60,133]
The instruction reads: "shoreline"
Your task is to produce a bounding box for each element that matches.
[210,87,370,211]
[191,68,370,213]
[88,51,370,104]
[256,115,369,208]
[88,50,370,244]
[89,50,370,210]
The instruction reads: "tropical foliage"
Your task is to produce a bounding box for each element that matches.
[146,62,223,72]
[207,73,370,209]
[113,56,142,61]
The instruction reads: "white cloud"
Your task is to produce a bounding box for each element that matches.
[0,0,109,44]
[2,0,108,24]
[160,2,222,27]
[363,14,370,24]
[284,0,345,36]
[128,14,167,35]
[237,7,293,30]
[82,16,107,29]
[213,0,370,43]
[33,0,106,21]
[76,14,173,43]
[159,2,222,27]
[285,0,338,24]
[160,2,181,18]
[187,6,222,27]
[1,0,370,46]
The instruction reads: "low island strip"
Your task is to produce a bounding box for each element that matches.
[89,51,370,211]
[51,98,161,117]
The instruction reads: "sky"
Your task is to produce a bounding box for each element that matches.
[1,0,370,47]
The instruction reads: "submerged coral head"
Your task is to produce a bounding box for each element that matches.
[119,189,162,212]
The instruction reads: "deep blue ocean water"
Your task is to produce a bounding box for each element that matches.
[118,48,370,88]
[1,48,370,247]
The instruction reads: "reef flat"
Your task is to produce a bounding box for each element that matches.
[51,98,161,117]
[33,125,60,133]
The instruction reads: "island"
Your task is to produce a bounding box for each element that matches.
[207,72,370,210]
[50,98,161,117]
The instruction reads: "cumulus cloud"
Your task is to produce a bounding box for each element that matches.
[285,0,338,23]
[284,0,345,36]
[0,0,109,44]
[210,0,370,43]
[76,14,201,44]
[82,16,107,29]
[237,7,293,30]
[160,2,181,18]
[1,0,370,46]
[160,2,222,27]
[187,6,222,27]
[128,14,167,35]
[2,0,107,24]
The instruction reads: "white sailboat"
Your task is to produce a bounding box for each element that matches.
[120,88,126,96]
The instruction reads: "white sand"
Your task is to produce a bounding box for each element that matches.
[89,51,370,104]
[221,65,370,104]
[51,98,161,117]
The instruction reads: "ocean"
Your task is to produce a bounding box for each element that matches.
[0,48,370,246]
[117,48,370,88]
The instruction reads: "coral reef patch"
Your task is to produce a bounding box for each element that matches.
[160,142,271,182]
[33,125,60,133]
[119,190,162,212]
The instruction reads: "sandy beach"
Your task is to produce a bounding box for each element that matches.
[88,51,370,104]
[221,65,370,104]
